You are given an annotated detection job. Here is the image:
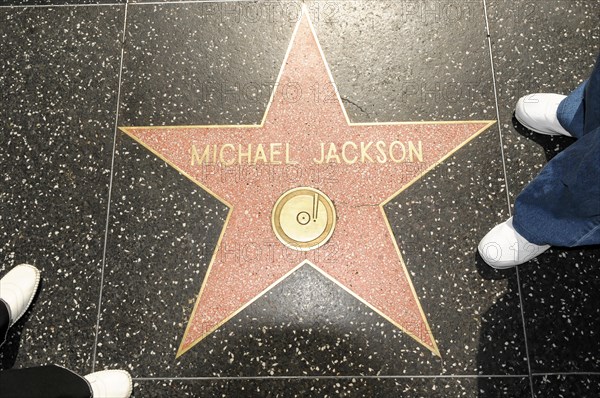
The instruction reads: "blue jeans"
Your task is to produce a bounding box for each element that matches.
[513,54,600,247]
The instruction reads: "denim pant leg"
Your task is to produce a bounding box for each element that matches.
[557,81,586,138]
[513,126,600,246]
[557,54,600,137]
[583,54,600,134]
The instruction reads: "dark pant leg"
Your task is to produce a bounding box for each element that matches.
[0,299,9,348]
[0,365,91,398]
[513,126,600,246]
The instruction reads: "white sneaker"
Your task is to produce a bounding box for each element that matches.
[515,93,572,137]
[478,217,550,269]
[0,264,41,326]
[84,370,133,398]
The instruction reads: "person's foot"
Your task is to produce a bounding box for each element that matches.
[515,93,572,136]
[84,370,133,398]
[0,264,41,326]
[478,217,550,268]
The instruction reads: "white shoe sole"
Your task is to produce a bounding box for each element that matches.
[515,111,563,136]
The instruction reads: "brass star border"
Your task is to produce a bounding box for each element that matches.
[120,6,495,359]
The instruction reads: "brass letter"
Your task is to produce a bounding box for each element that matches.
[254,144,267,164]
[238,143,252,164]
[191,144,211,166]
[314,143,325,164]
[408,141,423,162]
[270,143,282,164]
[341,141,358,164]
[219,144,236,166]
[360,141,373,163]
[285,143,298,165]
[375,141,387,163]
[326,143,341,163]
[389,141,406,163]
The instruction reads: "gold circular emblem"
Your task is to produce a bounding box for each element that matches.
[271,187,336,251]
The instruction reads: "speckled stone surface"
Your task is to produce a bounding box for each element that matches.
[385,127,527,376]
[131,376,532,398]
[95,132,227,375]
[517,251,600,373]
[119,2,298,127]
[98,261,444,376]
[1,0,124,5]
[533,375,600,397]
[0,5,124,374]
[308,0,496,122]
[1,1,598,397]
[486,0,600,375]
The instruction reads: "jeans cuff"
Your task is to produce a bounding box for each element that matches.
[556,96,570,132]
[512,215,549,246]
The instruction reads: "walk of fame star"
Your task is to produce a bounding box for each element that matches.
[120,6,495,358]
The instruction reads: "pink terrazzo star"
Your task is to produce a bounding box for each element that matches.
[121,7,494,358]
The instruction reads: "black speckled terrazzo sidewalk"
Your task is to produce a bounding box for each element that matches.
[1,1,599,397]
